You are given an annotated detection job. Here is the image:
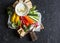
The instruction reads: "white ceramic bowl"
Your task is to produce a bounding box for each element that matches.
[15,2,29,16]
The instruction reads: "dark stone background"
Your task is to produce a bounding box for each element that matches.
[0,0,60,43]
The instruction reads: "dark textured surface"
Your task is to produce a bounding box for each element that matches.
[0,0,60,43]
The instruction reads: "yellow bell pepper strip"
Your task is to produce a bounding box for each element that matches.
[10,12,17,23]
[15,15,20,24]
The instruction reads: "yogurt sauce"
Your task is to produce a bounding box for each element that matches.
[17,3,26,14]
[15,3,29,16]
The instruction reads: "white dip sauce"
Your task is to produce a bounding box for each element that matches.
[15,3,27,16]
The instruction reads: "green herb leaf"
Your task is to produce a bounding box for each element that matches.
[7,6,14,15]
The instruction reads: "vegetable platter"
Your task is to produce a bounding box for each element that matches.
[7,0,44,41]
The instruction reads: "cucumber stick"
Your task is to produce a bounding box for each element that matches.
[32,16,39,20]
[29,16,39,22]
[29,16,39,20]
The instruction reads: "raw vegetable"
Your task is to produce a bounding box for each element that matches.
[10,12,17,23]
[15,15,20,24]
[27,25,31,29]
[12,23,17,28]
[21,16,29,26]
[24,16,35,24]
[28,6,39,16]
[28,10,39,16]
[32,16,39,20]
[29,16,38,22]
[34,22,39,27]
[24,20,29,26]
[17,20,21,26]
[22,25,27,32]
[22,25,32,32]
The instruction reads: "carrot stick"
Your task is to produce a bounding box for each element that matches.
[20,16,29,26]
[22,16,29,26]
[23,19,29,26]
[24,16,35,24]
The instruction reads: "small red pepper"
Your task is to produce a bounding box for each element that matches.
[20,16,29,26]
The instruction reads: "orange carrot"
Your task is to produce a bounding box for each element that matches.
[24,16,35,24]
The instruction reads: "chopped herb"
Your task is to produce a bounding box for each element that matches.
[7,6,14,15]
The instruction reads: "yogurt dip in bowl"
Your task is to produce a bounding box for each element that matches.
[15,2,29,16]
